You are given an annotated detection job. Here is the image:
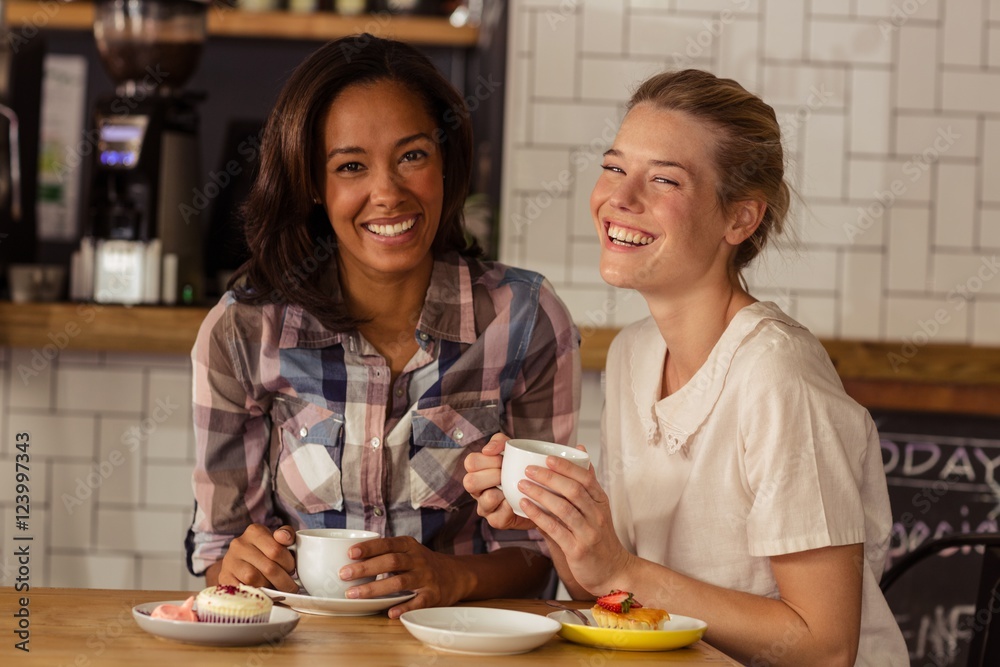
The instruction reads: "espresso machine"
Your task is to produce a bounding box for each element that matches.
[74,0,208,305]
[0,2,45,298]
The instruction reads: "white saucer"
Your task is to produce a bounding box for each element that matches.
[260,587,416,616]
[399,607,561,655]
[132,600,299,646]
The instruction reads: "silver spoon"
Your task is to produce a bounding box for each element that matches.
[544,600,591,625]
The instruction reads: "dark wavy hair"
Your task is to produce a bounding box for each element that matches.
[229,34,480,331]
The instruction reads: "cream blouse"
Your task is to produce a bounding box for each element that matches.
[600,301,907,666]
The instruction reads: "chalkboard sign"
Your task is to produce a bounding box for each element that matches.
[876,410,1000,667]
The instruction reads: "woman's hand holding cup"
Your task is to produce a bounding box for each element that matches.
[295,529,379,598]
[502,438,591,517]
[464,433,591,528]
[463,433,535,531]
[216,523,298,592]
[217,525,378,598]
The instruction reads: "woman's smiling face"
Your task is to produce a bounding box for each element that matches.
[590,104,739,298]
[320,79,444,282]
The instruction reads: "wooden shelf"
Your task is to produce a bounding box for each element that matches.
[2,304,997,414]
[6,1,479,46]
[0,301,210,356]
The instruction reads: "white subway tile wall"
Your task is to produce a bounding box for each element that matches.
[974,301,1000,344]
[984,121,1000,205]
[97,417,145,505]
[840,251,884,339]
[764,0,807,61]
[502,0,1000,345]
[942,0,985,67]
[533,11,577,98]
[795,295,838,338]
[934,163,978,248]
[1,350,202,591]
[581,0,625,57]
[811,0,852,17]
[887,206,933,292]
[885,296,972,342]
[55,367,145,413]
[894,114,978,159]
[896,24,939,110]
[849,69,893,155]
[9,348,55,411]
[48,553,136,590]
[983,209,1000,249]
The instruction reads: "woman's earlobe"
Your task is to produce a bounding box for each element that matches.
[730,201,766,242]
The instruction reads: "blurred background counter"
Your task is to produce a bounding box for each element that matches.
[4,0,480,45]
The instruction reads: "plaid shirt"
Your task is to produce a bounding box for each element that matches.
[186,252,581,575]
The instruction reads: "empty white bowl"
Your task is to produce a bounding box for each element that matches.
[399,607,561,656]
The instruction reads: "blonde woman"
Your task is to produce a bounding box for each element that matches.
[465,70,907,666]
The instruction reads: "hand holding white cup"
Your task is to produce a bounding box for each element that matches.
[500,439,591,517]
[295,528,379,598]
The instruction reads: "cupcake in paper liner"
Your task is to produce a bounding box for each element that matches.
[195,584,273,623]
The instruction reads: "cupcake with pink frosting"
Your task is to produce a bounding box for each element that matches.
[195,584,272,624]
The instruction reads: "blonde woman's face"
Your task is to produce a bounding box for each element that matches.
[590,104,738,298]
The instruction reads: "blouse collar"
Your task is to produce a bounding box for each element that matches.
[632,301,804,455]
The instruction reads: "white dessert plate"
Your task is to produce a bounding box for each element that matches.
[260,587,416,616]
[399,607,561,656]
[132,600,299,647]
[547,609,707,651]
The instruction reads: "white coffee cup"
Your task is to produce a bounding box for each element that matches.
[500,439,591,518]
[295,528,379,598]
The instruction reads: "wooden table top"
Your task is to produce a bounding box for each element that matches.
[1,587,741,666]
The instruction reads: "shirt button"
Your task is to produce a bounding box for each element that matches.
[370,437,381,449]
[373,507,384,517]
[395,388,404,397]
[453,429,464,441]
[418,332,429,341]
[299,427,308,438]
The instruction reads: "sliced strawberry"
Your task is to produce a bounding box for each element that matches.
[595,590,643,614]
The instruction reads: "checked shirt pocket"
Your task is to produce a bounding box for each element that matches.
[272,395,345,514]
[409,402,500,511]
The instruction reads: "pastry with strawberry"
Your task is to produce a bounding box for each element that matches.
[591,590,669,630]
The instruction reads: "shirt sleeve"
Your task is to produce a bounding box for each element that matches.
[739,334,871,558]
[186,298,281,576]
[504,278,581,447]
[483,278,581,555]
[598,330,636,554]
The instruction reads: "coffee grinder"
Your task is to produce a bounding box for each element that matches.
[74,0,208,305]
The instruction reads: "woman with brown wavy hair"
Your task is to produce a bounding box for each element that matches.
[187,35,581,618]
[465,69,907,665]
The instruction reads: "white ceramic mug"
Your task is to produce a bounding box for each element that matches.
[295,528,379,598]
[500,439,591,518]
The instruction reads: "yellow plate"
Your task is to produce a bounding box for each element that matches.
[547,610,707,652]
